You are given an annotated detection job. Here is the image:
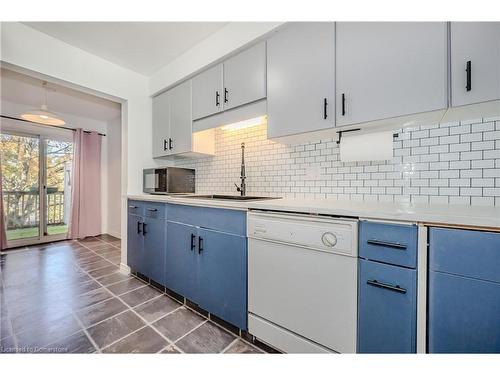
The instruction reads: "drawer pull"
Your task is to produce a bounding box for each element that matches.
[146,208,158,212]
[129,205,137,209]
[367,279,407,294]
[367,239,407,250]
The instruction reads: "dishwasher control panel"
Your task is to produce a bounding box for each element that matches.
[247,211,358,257]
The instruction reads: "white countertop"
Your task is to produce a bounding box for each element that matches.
[128,194,500,229]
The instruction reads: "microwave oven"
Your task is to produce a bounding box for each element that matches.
[143,167,195,195]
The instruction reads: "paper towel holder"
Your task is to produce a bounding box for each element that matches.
[336,128,399,145]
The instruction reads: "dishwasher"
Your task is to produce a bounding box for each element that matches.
[247,210,358,353]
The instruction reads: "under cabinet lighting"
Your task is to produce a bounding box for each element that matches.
[220,115,267,131]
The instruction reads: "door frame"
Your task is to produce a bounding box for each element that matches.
[1,127,73,249]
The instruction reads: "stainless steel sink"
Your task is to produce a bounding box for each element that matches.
[180,194,279,201]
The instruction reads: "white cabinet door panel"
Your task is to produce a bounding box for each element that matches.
[223,42,267,110]
[450,22,500,107]
[169,80,192,155]
[152,91,170,158]
[192,64,223,120]
[336,22,448,127]
[267,22,335,139]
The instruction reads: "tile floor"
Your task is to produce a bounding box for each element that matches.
[0,235,265,354]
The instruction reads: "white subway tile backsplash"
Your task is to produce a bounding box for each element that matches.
[176,118,500,207]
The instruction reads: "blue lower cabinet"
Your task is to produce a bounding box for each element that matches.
[197,228,247,330]
[130,202,249,331]
[165,221,199,302]
[428,271,500,353]
[428,227,500,353]
[358,259,417,353]
[127,213,144,274]
[143,217,167,285]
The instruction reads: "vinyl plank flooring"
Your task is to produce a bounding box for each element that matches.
[133,295,181,323]
[176,321,235,353]
[76,298,128,328]
[120,286,163,307]
[87,310,144,349]
[102,326,167,353]
[152,307,206,342]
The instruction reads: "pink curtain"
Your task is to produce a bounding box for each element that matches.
[0,153,7,250]
[69,129,102,239]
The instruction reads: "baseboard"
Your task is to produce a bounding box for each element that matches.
[119,263,131,275]
[106,230,121,239]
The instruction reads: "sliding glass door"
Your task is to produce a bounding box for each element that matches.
[1,133,41,242]
[44,139,73,238]
[1,131,73,248]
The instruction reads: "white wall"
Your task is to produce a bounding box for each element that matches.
[105,116,122,237]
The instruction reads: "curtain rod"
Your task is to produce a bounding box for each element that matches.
[0,114,107,136]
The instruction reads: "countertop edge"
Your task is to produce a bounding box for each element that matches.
[127,195,500,230]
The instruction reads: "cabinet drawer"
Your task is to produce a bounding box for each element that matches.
[428,271,500,353]
[167,204,246,236]
[144,202,167,220]
[358,259,417,353]
[359,221,417,268]
[128,200,144,216]
[429,227,500,283]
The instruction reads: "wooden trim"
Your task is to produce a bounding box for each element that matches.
[419,221,500,233]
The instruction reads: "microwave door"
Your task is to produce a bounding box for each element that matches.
[144,170,158,193]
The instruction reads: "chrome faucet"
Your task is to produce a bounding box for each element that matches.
[234,142,246,196]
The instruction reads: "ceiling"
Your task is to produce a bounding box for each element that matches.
[23,22,228,76]
[0,68,121,122]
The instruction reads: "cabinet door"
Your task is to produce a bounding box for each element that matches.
[165,221,198,302]
[267,22,335,139]
[143,217,167,285]
[336,22,448,126]
[450,22,500,106]
[127,214,144,273]
[192,64,223,120]
[197,228,247,329]
[223,42,266,110]
[428,271,500,353]
[169,80,192,155]
[358,259,417,353]
[152,91,170,158]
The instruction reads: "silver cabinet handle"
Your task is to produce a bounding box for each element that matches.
[129,205,137,209]
[146,208,158,212]
[367,279,407,294]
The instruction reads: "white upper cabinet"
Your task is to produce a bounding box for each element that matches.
[192,64,223,120]
[169,80,192,155]
[267,22,335,140]
[223,42,267,110]
[152,90,170,158]
[153,80,214,158]
[450,22,500,107]
[336,22,448,127]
